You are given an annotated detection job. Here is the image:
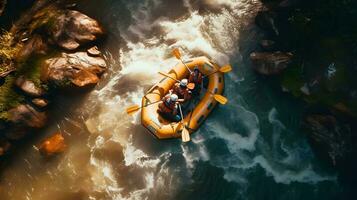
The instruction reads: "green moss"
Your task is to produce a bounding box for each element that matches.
[0,76,25,121]
[0,31,22,74]
[281,64,304,97]
[16,55,43,88]
[28,5,63,34]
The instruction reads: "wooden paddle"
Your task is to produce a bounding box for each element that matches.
[158,71,195,90]
[178,103,190,142]
[126,100,162,115]
[206,64,232,76]
[172,48,192,73]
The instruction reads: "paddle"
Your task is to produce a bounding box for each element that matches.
[212,94,228,105]
[126,100,162,115]
[172,48,192,73]
[178,103,190,142]
[158,71,195,90]
[206,64,232,77]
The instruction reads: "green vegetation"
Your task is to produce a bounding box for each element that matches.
[0,31,22,74]
[28,5,62,34]
[0,76,25,121]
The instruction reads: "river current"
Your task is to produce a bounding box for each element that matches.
[0,0,341,199]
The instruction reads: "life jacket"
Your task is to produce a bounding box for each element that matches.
[189,71,203,85]
[159,95,177,114]
[173,83,191,100]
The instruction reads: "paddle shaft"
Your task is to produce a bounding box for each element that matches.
[141,99,162,109]
[179,58,192,73]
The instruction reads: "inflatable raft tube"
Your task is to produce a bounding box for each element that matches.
[141,56,224,139]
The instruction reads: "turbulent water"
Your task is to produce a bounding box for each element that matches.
[0,0,342,199]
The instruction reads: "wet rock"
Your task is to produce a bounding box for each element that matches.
[255,11,279,36]
[41,52,107,88]
[39,132,66,156]
[87,46,101,57]
[7,104,47,129]
[50,10,104,51]
[0,0,5,16]
[16,35,47,61]
[260,40,276,51]
[15,76,44,97]
[0,138,11,156]
[32,98,48,108]
[250,51,293,75]
[303,114,352,166]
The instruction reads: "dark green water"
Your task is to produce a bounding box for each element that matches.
[0,0,344,199]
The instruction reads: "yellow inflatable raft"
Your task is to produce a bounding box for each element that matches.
[141,56,225,139]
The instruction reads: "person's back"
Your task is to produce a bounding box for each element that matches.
[158,94,181,121]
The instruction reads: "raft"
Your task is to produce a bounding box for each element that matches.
[141,56,225,139]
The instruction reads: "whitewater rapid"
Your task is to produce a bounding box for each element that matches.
[0,0,338,200]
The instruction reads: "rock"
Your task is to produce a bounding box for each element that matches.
[16,35,47,61]
[0,0,6,16]
[303,114,352,166]
[15,76,44,97]
[87,46,101,57]
[50,10,104,51]
[7,104,47,129]
[255,11,279,36]
[39,132,66,156]
[0,138,11,156]
[260,40,276,51]
[41,52,107,88]
[250,51,293,75]
[32,98,48,108]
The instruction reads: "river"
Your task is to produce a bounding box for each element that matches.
[0,0,342,199]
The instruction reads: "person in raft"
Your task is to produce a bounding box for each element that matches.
[172,79,192,102]
[189,67,203,95]
[158,93,182,122]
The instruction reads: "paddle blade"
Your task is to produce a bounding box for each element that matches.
[181,127,190,142]
[187,83,195,90]
[126,105,140,115]
[220,64,232,73]
[172,48,181,59]
[214,94,228,105]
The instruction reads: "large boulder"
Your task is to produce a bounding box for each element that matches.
[49,10,104,51]
[15,76,45,97]
[303,114,353,166]
[41,51,107,88]
[39,132,66,156]
[250,51,293,75]
[16,35,48,61]
[5,104,47,140]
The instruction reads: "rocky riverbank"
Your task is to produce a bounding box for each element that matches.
[251,0,357,183]
[0,0,107,156]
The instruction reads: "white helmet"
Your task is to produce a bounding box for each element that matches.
[180,79,188,87]
[170,94,178,102]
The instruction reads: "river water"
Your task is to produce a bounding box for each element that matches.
[0,0,342,199]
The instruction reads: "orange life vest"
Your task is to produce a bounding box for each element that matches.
[173,83,191,101]
[158,95,177,114]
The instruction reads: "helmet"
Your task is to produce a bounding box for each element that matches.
[180,79,188,87]
[170,94,178,102]
[194,66,199,72]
